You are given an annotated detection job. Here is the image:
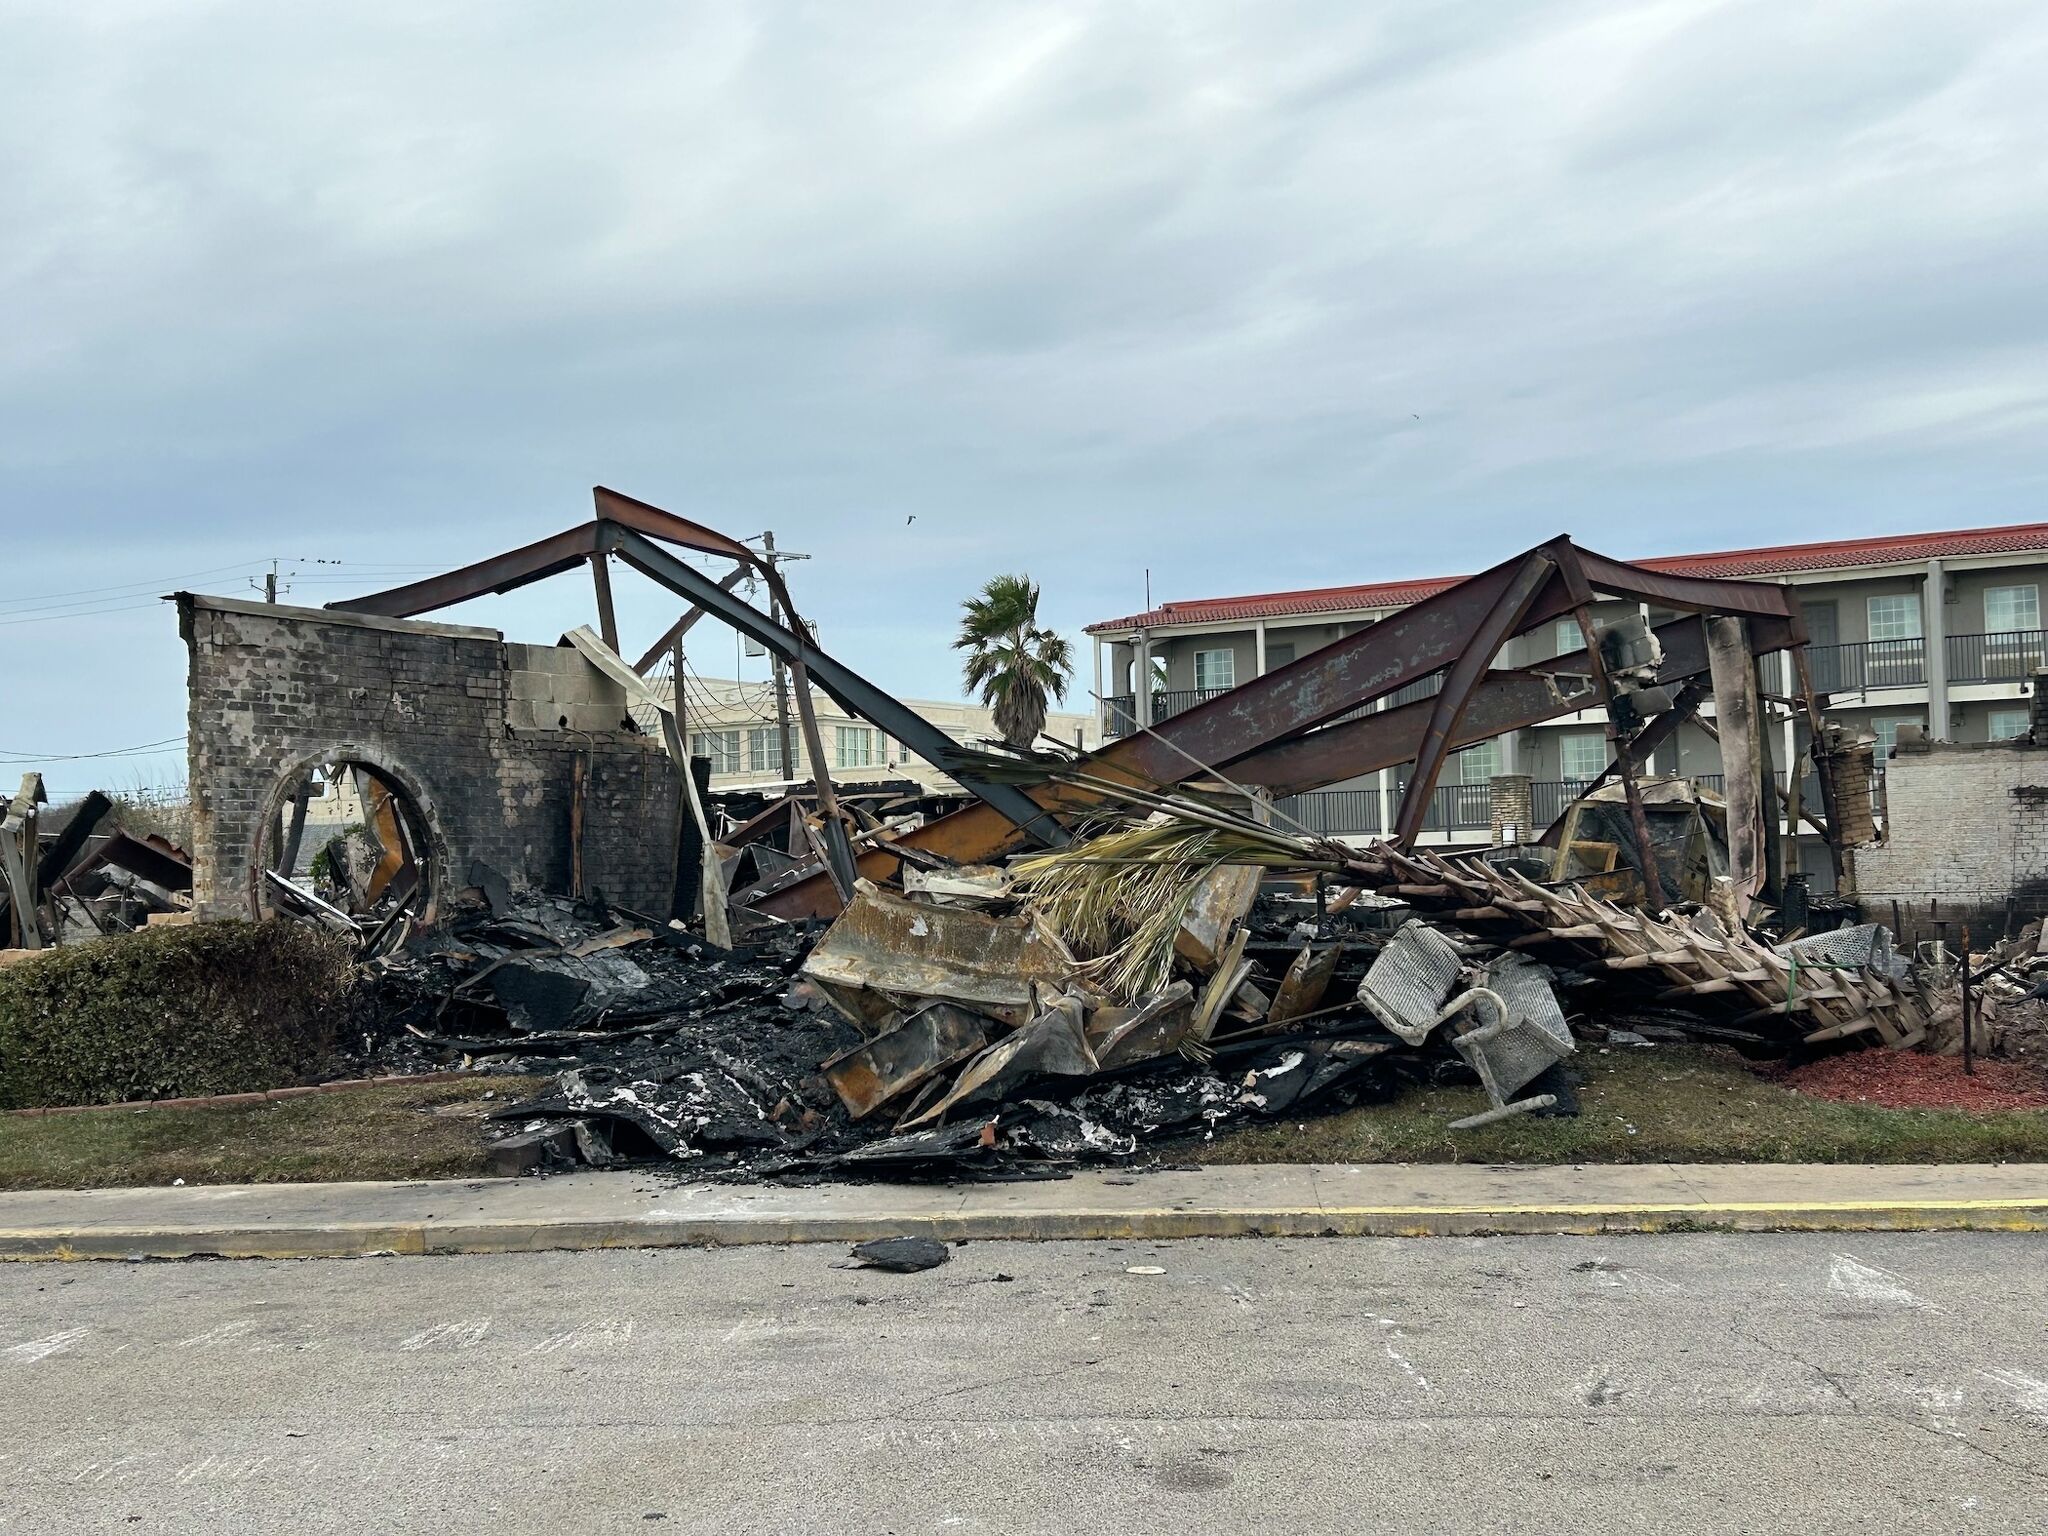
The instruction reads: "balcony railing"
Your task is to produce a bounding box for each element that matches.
[1947,629,2048,684]
[1101,688,1232,737]
[1804,638,1926,692]
[1273,770,1872,842]
[1274,789,1382,837]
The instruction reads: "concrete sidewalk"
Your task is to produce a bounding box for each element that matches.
[3,1162,2046,1260]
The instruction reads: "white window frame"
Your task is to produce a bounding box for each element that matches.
[1985,584,2040,636]
[689,729,741,775]
[1989,708,2030,741]
[749,728,785,775]
[835,725,877,769]
[1866,594,1922,642]
[1871,715,1923,755]
[1560,732,1607,782]
[1193,648,1236,692]
[1554,619,1585,657]
[1457,740,1501,785]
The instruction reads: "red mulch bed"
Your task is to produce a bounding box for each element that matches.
[1775,1051,2048,1112]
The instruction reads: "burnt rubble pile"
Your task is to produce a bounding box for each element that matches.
[362,771,1964,1182]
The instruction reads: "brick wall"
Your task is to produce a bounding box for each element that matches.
[1856,738,2048,934]
[178,596,680,919]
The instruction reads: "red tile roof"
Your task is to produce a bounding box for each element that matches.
[1085,521,2048,633]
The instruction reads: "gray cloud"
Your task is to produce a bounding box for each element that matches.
[5,0,2047,780]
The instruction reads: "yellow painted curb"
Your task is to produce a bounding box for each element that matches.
[2,1196,2044,1261]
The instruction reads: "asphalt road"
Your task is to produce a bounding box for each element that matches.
[2,1231,2044,1534]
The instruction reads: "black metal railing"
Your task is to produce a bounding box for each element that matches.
[1805,637,1928,691]
[1946,629,2048,684]
[1262,765,1879,843]
[1274,789,1382,836]
[1101,688,1231,736]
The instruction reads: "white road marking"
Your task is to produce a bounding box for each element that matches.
[5,1329,87,1364]
[1978,1368,2048,1422]
[398,1318,492,1352]
[175,1320,257,1349]
[531,1316,635,1354]
[1827,1254,1945,1312]
[1365,1315,1433,1394]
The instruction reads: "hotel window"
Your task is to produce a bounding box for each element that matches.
[1986,584,2040,635]
[1560,732,1607,782]
[1554,619,1585,657]
[1265,641,1296,672]
[1989,709,2030,741]
[1871,715,1923,756]
[835,725,878,768]
[748,728,785,774]
[1194,649,1236,691]
[1457,740,1501,784]
[1866,594,1922,642]
[689,729,741,774]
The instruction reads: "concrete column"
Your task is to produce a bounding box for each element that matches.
[1135,632,1153,727]
[1254,619,1267,676]
[1925,558,1949,740]
[1377,766,1396,842]
[1500,728,1520,774]
[1092,638,1104,732]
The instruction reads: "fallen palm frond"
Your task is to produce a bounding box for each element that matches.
[1012,816,1311,999]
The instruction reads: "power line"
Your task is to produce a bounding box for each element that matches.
[0,734,187,763]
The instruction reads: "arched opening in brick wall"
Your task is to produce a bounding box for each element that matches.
[250,749,446,934]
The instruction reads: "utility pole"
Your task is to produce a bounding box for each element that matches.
[759,531,810,780]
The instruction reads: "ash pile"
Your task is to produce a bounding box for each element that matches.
[367,799,1607,1181]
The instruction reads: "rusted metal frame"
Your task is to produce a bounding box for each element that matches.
[1391,552,1561,846]
[1789,645,1848,890]
[330,487,775,621]
[634,567,749,674]
[1567,550,1807,627]
[751,540,1805,919]
[1224,612,1772,797]
[1227,670,1597,796]
[1558,547,1666,912]
[588,552,621,655]
[1566,679,1706,807]
[604,526,1066,851]
[329,524,608,618]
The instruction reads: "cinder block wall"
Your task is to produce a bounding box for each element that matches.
[1857,739,2048,934]
[179,596,680,919]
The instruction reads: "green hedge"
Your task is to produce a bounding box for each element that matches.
[0,922,355,1110]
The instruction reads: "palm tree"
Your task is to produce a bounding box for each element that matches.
[955,574,1075,749]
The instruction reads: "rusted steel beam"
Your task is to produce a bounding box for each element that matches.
[606,526,1065,848]
[751,540,1805,919]
[1227,671,1596,797]
[590,485,758,566]
[1392,552,1558,845]
[588,552,620,655]
[634,567,749,674]
[329,525,606,618]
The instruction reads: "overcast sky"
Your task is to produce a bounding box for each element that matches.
[5,1,2047,793]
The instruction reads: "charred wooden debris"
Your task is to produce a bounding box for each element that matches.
[305,495,1951,1178]
[1,779,194,951]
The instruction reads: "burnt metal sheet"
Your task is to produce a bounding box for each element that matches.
[1086,982,1196,1069]
[899,996,1097,1128]
[800,884,1079,1028]
[62,829,193,896]
[1269,943,1343,1025]
[821,1002,992,1120]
